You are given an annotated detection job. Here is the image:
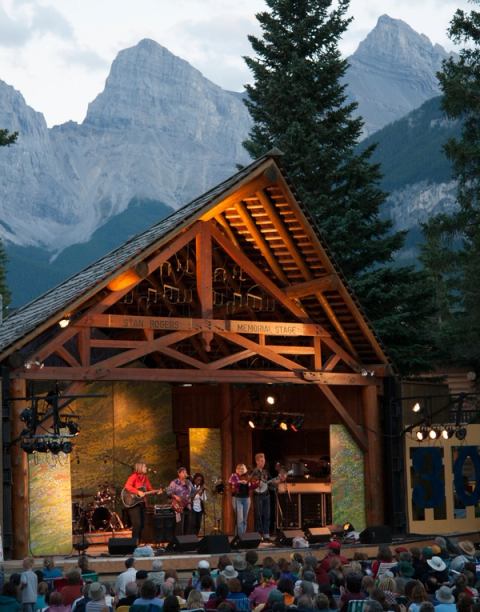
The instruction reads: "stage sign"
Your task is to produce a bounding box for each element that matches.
[405,424,480,534]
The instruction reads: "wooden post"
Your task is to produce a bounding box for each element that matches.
[10,378,29,558]
[362,385,384,525]
[220,383,234,535]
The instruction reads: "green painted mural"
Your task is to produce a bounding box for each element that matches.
[70,382,176,522]
[189,428,222,533]
[330,424,366,531]
[29,454,72,555]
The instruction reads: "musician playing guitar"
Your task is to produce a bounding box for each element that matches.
[123,461,158,543]
[167,467,194,535]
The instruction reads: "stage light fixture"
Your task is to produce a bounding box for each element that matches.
[248,417,256,429]
[20,408,33,423]
[67,421,80,436]
[48,439,61,455]
[455,426,467,440]
[416,425,428,441]
[428,427,439,440]
[343,522,355,533]
[266,395,276,406]
[279,419,288,431]
[412,402,421,413]
[58,317,71,328]
[61,441,73,454]
[20,439,35,454]
[441,426,455,440]
[34,439,48,453]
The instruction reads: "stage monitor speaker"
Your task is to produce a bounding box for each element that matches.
[168,535,199,552]
[306,526,332,544]
[108,537,137,555]
[198,535,231,554]
[277,529,305,546]
[230,532,261,549]
[359,525,392,545]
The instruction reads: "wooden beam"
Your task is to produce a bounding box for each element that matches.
[78,328,90,366]
[77,314,329,338]
[302,371,375,386]
[15,367,312,383]
[206,350,254,370]
[284,275,338,298]
[196,222,214,351]
[145,222,201,275]
[323,354,341,371]
[362,385,385,524]
[208,221,309,321]
[314,336,322,370]
[257,189,358,357]
[315,384,368,451]
[90,339,144,349]
[200,174,274,221]
[9,378,29,558]
[215,213,240,249]
[155,345,205,369]
[266,345,315,355]
[220,384,234,535]
[55,346,81,368]
[235,200,289,286]
[216,331,307,372]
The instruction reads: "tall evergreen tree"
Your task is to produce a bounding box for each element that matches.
[243,0,435,374]
[0,128,16,317]
[421,1,480,371]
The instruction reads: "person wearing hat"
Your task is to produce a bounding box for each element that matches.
[167,467,194,536]
[249,569,276,607]
[86,583,110,612]
[233,556,256,596]
[395,560,415,591]
[426,556,448,584]
[458,541,477,561]
[190,560,211,591]
[434,586,456,612]
[319,541,349,578]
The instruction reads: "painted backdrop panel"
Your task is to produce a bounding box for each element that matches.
[29,455,72,555]
[189,428,222,533]
[330,424,366,531]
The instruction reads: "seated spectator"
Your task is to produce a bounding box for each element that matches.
[426,558,448,584]
[315,593,331,612]
[364,601,384,612]
[339,574,366,612]
[296,594,316,612]
[205,584,234,610]
[217,556,233,576]
[409,583,429,612]
[135,571,149,593]
[433,586,456,612]
[258,589,284,612]
[396,561,415,592]
[86,583,111,612]
[0,582,22,612]
[294,581,315,603]
[232,557,255,597]
[192,563,211,591]
[42,559,63,582]
[116,582,138,608]
[276,579,294,607]
[198,577,215,603]
[318,585,337,611]
[372,547,393,578]
[227,578,249,611]
[133,580,163,609]
[302,572,319,595]
[71,583,91,612]
[60,571,83,607]
[457,594,474,612]
[249,570,276,607]
[328,558,345,589]
[377,577,398,607]
[419,604,434,612]
[184,590,204,612]
[77,556,91,576]
[162,596,179,612]
[149,560,165,588]
[361,576,375,599]
[36,582,49,611]
[46,592,70,612]
[319,543,349,575]
[458,542,476,563]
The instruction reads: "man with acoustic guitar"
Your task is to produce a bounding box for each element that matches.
[167,466,194,535]
[123,462,160,543]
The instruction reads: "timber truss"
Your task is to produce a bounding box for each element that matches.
[10,212,389,449]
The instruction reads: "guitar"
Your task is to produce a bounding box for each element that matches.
[171,484,203,514]
[121,486,164,509]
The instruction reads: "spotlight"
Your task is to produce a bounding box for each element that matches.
[429,427,439,440]
[441,426,455,440]
[20,439,35,454]
[455,427,467,440]
[67,422,80,436]
[48,439,61,455]
[412,402,421,413]
[34,439,48,453]
[248,418,256,429]
[61,441,73,454]
[279,419,288,431]
[266,395,276,406]
[416,426,428,441]
[58,317,71,328]
[343,522,355,533]
[20,409,33,423]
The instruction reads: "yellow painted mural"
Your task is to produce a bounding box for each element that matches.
[189,428,222,533]
[29,453,72,555]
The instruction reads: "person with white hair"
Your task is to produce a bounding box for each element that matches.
[149,560,165,588]
[86,583,110,612]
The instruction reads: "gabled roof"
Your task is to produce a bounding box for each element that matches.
[0,151,391,368]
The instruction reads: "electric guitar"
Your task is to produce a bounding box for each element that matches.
[121,486,164,509]
[171,485,203,514]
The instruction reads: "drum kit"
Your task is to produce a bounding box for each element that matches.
[72,483,124,534]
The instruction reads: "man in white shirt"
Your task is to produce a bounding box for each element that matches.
[20,557,38,612]
[115,557,137,599]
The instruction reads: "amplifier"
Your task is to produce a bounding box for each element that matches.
[154,505,174,516]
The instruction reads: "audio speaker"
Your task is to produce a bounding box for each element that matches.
[108,537,137,555]
[230,532,261,549]
[359,525,392,544]
[277,529,305,546]
[198,535,231,554]
[168,534,199,552]
[306,527,332,544]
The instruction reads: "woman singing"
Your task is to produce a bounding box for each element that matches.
[191,472,207,535]
[228,463,258,535]
[124,462,152,542]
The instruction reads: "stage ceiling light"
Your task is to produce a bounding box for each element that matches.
[20,408,33,423]
[48,439,61,455]
[412,402,421,413]
[21,439,35,454]
[61,441,73,454]
[428,427,439,440]
[248,417,256,429]
[67,421,80,436]
[58,317,71,328]
[455,426,467,440]
[416,426,429,441]
[441,425,455,440]
[343,522,355,532]
[266,395,276,406]
[279,420,288,431]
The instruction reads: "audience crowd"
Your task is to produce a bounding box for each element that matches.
[1,538,479,612]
